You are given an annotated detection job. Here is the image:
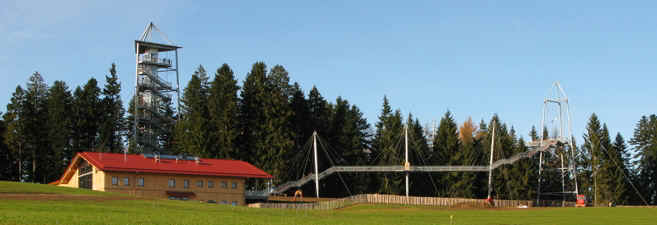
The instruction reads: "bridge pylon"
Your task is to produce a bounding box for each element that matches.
[530,82,579,205]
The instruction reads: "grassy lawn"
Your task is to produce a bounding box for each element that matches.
[0,181,655,225]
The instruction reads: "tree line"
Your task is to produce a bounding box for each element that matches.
[1,63,656,205]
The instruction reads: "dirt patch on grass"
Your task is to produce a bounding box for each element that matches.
[0,193,142,201]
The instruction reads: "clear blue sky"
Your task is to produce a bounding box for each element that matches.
[2,1,656,146]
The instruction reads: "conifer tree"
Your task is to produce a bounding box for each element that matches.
[630,114,657,204]
[0,113,18,181]
[452,117,478,198]
[99,63,125,152]
[176,66,211,157]
[3,86,26,181]
[433,111,460,197]
[581,113,603,205]
[238,62,269,164]
[23,72,49,182]
[372,96,404,194]
[45,81,74,181]
[262,65,295,183]
[208,64,240,159]
[72,78,102,153]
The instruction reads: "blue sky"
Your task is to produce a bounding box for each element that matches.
[2,0,656,146]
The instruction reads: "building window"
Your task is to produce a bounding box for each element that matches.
[168,178,175,188]
[208,181,214,188]
[184,179,189,189]
[220,181,228,189]
[231,201,238,206]
[112,176,118,185]
[123,177,130,186]
[137,177,144,187]
[196,180,203,188]
[231,182,237,189]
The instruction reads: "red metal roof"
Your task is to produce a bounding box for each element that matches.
[78,152,272,179]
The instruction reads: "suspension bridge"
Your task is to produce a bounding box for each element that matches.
[263,82,581,203]
[271,129,572,196]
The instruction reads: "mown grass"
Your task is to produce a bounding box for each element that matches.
[0,181,655,225]
[0,181,120,196]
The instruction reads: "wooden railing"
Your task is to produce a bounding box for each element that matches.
[249,194,574,210]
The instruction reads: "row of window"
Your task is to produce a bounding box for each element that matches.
[167,179,238,189]
[111,176,144,187]
[110,176,238,190]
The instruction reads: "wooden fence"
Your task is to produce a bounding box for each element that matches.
[249,194,574,210]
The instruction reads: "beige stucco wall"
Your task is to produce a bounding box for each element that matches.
[58,168,79,188]
[92,166,105,191]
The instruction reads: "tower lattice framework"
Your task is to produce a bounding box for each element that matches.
[134,22,181,153]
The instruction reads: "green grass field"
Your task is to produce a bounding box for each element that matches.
[0,181,655,225]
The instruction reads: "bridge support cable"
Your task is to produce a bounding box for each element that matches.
[600,142,649,206]
[316,135,353,196]
[407,126,440,196]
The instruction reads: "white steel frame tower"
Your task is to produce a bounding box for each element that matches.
[535,82,579,204]
[134,22,181,153]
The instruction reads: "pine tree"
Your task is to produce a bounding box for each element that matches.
[23,72,49,183]
[72,78,102,153]
[581,113,603,205]
[262,65,295,184]
[0,113,18,181]
[99,63,125,152]
[45,81,74,182]
[630,114,657,204]
[238,62,269,164]
[237,62,294,184]
[3,86,26,181]
[176,66,211,157]
[433,111,460,197]
[285,83,312,184]
[608,133,631,205]
[372,96,404,194]
[308,86,330,134]
[208,64,240,159]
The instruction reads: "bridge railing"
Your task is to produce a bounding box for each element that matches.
[250,194,574,210]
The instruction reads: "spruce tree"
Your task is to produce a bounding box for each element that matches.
[99,63,125,152]
[72,78,102,153]
[630,114,657,204]
[208,64,240,159]
[371,96,404,194]
[23,72,49,183]
[609,133,630,204]
[45,81,74,182]
[263,65,295,184]
[176,66,211,157]
[581,113,603,205]
[0,113,18,181]
[433,111,460,197]
[3,86,26,181]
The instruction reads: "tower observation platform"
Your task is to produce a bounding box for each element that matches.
[134,22,181,153]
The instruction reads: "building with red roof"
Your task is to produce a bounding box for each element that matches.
[51,152,272,205]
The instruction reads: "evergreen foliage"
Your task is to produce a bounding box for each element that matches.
[99,63,125,152]
[0,61,651,207]
[207,64,240,159]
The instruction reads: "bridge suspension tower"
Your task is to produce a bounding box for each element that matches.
[532,82,579,204]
